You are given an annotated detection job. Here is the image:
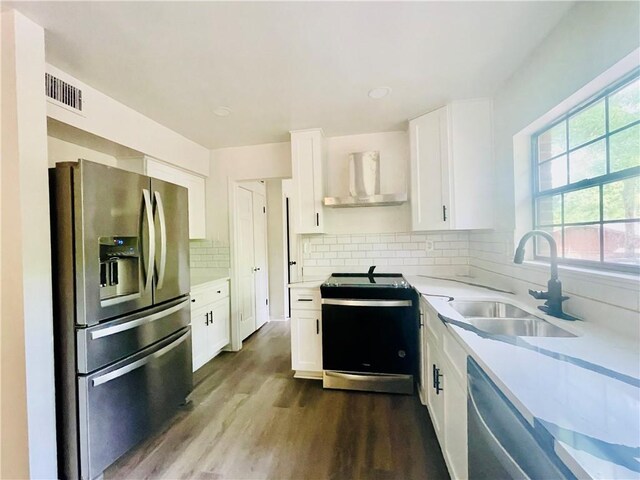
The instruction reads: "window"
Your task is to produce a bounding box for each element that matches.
[532,69,640,273]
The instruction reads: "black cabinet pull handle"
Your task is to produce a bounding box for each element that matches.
[316,212,319,226]
[210,311,214,324]
[205,312,209,325]
[297,298,313,302]
[289,261,297,266]
[316,319,319,335]
[217,290,221,294]
[191,299,196,303]
[435,367,443,394]
[432,364,437,389]
[442,205,447,221]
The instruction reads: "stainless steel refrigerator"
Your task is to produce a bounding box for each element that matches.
[50,159,193,480]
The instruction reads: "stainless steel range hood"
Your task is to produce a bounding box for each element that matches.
[323,151,407,208]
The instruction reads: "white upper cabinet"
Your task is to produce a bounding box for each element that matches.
[146,158,207,239]
[290,129,325,234]
[410,98,494,231]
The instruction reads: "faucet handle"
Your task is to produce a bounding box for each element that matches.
[528,289,549,300]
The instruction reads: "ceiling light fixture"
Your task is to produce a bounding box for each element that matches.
[368,87,391,99]
[213,106,232,117]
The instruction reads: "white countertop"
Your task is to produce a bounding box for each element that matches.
[406,275,640,480]
[190,268,230,289]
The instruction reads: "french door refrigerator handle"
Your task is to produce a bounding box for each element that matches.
[142,189,155,294]
[92,329,189,387]
[90,298,190,340]
[154,190,168,289]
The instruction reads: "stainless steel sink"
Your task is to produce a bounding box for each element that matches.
[449,301,533,319]
[448,300,576,337]
[467,318,576,337]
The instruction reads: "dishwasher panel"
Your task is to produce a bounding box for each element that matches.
[467,357,576,480]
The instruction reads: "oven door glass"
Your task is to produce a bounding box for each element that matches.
[322,299,418,375]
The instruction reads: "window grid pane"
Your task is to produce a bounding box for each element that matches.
[532,71,640,272]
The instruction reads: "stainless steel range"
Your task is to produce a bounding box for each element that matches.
[320,268,419,394]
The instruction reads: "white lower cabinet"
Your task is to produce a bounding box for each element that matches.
[191,279,230,371]
[420,296,468,479]
[290,287,323,379]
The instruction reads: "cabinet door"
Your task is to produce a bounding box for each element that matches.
[191,305,211,371]
[410,107,451,231]
[209,298,230,353]
[418,298,428,404]
[426,335,445,444]
[444,370,468,480]
[448,98,493,230]
[291,310,322,372]
[146,158,206,239]
[291,130,324,234]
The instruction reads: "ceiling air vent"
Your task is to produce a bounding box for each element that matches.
[45,72,82,112]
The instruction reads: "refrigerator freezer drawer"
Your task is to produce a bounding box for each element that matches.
[77,327,192,480]
[77,297,191,373]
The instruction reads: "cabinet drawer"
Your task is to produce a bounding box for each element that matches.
[291,288,321,310]
[191,281,229,307]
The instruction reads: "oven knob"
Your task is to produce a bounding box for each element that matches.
[398,350,406,358]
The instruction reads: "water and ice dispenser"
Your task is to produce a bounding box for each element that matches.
[99,236,140,301]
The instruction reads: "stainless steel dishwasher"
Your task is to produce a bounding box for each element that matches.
[467,357,577,480]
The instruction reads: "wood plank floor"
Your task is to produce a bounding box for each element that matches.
[105,321,450,480]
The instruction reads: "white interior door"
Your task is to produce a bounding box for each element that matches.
[237,187,256,341]
[253,192,269,330]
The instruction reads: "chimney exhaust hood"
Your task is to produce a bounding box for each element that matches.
[323,151,407,208]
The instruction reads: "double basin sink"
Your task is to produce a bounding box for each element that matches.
[449,301,576,338]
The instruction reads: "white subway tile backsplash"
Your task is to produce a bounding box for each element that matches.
[380,234,396,243]
[300,231,472,276]
[189,239,230,269]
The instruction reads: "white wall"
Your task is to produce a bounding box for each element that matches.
[47,135,118,167]
[1,10,57,478]
[207,141,291,243]
[45,64,210,176]
[266,180,285,318]
[324,131,410,234]
[471,1,640,339]
[491,1,640,231]
[1,11,31,479]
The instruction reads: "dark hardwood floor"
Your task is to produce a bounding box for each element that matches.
[105,321,450,480]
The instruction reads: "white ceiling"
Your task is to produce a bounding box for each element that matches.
[8,1,573,149]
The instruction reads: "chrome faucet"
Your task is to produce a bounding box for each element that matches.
[514,230,579,321]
